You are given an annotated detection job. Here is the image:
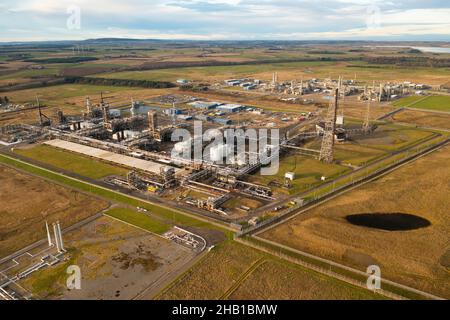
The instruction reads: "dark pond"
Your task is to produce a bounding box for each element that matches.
[345,213,431,231]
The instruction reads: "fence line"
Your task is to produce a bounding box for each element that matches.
[235,238,405,300]
[239,137,449,236]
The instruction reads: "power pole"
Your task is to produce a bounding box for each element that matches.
[319,88,338,163]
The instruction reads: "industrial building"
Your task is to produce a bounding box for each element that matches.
[188,101,222,110]
[217,104,245,113]
[45,139,181,176]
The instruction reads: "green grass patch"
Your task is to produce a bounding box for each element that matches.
[14,145,128,179]
[394,95,450,112]
[392,95,426,108]
[248,155,351,195]
[105,207,170,234]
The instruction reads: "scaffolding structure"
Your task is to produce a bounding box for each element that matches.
[363,98,371,134]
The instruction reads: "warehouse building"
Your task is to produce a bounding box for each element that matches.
[216,104,244,113]
[188,101,222,110]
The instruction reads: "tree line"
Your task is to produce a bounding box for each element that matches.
[64,76,176,88]
[364,56,450,68]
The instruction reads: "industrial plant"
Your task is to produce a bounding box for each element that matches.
[0,73,387,225]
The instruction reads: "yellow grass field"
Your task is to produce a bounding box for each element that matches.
[261,145,450,298]
[391,109,450,130]
[229,260,385,300]
[158,241,385,300]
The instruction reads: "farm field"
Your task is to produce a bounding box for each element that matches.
[98,61,450,86]
[20,216,195,299]
[14,144,128,179]
[94,61,336,82]
[157,241,385,300]
[0,164,109,257]
[261,145,450,298]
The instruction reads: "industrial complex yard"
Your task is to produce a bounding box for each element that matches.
[19,216,196,300]
[0,37,449,302]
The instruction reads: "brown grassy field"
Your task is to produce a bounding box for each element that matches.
[229,260,385,300]
[158,241,263,300]
[0,164,109,257]
[390,109,450,130]
[261,145,450,298]
[158,241,385,300]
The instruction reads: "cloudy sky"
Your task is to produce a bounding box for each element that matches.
[1,0,449,42]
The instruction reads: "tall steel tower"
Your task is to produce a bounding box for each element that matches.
[363,97,371,134]
[319,88,339,164]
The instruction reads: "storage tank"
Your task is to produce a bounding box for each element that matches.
[210,144,233,162]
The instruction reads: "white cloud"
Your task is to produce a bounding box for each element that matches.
[0,0,449,41]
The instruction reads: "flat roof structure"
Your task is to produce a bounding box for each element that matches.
[216,104,244,113]
[188,101,222,109]
[44,139,180,175]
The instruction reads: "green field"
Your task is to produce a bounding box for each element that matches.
[105,207,170,234]
[394,95,450,112]
[248,155,351,195]
[14,144,128,179]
